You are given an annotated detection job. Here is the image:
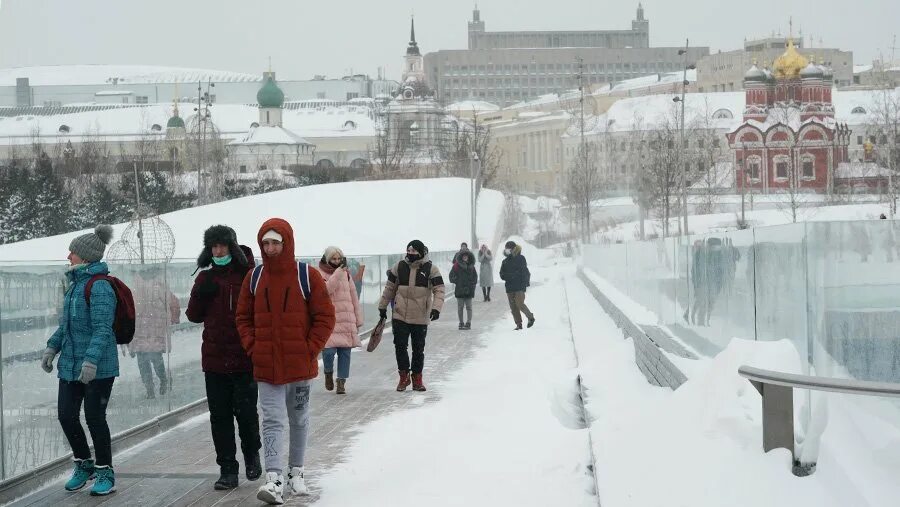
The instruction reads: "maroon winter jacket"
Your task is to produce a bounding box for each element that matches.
[186,245,255,374]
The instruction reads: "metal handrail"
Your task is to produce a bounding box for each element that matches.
[738,365,900,397]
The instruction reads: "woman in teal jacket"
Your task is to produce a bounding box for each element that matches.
[41,225,119,496]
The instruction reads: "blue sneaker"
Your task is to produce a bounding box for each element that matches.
[89,466,116,496]
[64,459,95,491]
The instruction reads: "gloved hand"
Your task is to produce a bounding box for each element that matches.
[379,308,387,320]
[41,347,58,373]
[78,362,97,384]
[430,309,440,321]
[196,279,219,297]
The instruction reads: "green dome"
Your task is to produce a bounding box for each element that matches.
[166,115,185,128]
[257,76,285,108]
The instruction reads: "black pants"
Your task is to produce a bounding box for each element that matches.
[136,352,167,395]
[57,377,115,466]
[392,320,428,374]
[205,372,261,474]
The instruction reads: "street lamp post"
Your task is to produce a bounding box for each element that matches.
[673,40,696,236]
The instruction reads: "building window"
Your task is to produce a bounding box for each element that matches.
[317,92,326,99]
[239,165,247,173]
[749,161,761,181]
[857,135,863,145]
[346,92,359,100]
[803,162,816,179]
[259,165,267,171]
[135,96,149,104]
[775,160,788,180]
[851,106,867,115]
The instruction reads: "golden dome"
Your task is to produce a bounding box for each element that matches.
[772,38,809,79]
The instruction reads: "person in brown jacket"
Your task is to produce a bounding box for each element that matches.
[378,240,445,392]
[235,218,336,505]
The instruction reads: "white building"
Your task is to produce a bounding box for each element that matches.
[227,74,315,173]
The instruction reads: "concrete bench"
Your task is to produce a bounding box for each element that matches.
[737,365,900,475]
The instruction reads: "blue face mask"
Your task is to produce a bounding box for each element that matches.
[213,254,232,266]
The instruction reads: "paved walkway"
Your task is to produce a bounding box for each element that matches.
[9,295,511,507]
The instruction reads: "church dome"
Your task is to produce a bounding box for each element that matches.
[773,39,809,79]
[822,65,834,80]
[744,64,766,82]
[800,62,823,79]
[166,115,185,128]
[257,76,285,108]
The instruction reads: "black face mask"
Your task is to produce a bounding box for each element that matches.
[407,253,422,263]
[329,261,341,269]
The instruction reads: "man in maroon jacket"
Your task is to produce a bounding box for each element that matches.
[186,225,262,491]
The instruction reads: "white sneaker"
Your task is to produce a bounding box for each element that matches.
[287,466,309,496]
[256,472,284,505]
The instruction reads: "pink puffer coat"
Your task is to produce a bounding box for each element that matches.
[317,262,363,348]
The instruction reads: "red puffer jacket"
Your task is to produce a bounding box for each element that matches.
[236,218,336,385]
[186,245,255,373]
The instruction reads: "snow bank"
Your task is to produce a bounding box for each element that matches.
[567,271,900,507]
[0,178,505,262]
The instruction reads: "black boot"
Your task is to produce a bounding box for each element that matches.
[244,452,262,481]
[214,472,239,490]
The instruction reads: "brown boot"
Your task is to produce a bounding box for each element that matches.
[411,373,427,392]
[336,378,346,395]
[325,372,334,391]
[396,370,411,392]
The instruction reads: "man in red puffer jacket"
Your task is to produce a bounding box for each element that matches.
[186,225,261,491]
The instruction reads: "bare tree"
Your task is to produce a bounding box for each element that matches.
[437,109,502,188]
[870,87,900,216]
[565,140,602,242]
[691,98,729,215]
[637,112,682,237]
[369,107,416,179]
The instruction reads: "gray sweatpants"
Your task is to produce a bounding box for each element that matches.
[258,380,311,475]
[457,297,473,324]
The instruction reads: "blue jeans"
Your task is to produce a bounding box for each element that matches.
[322,347,352,379]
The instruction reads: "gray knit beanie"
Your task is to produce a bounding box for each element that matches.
[69,225,114,263]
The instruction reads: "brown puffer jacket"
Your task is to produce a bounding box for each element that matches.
[235,218,336,385]
[378,255,445,326]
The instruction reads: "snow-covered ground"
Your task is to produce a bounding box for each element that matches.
[0,178,506,262]
[313,247,596,507]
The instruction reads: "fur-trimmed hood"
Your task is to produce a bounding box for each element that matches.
[197,224,249,269]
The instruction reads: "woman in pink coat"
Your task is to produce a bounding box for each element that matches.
[316,246,363,394]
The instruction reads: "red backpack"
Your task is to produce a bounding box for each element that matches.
[84,275,137,345]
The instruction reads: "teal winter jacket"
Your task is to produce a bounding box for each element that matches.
[47,262,119,381]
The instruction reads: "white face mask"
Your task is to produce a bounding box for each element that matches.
[504,249,512,256]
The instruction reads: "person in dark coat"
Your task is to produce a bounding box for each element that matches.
[449,251,478,329]
[499,240,535,330]
[186,225,262,491]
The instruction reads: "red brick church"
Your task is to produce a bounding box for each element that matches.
[727,38,854,193]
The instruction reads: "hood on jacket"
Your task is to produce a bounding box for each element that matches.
[197,225,249,269]
[457,251,475,266]
[239,244,256,269]
[504,244,522,257]
[257,218,296,270]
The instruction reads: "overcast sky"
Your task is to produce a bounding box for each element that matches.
[0,0,897,81]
